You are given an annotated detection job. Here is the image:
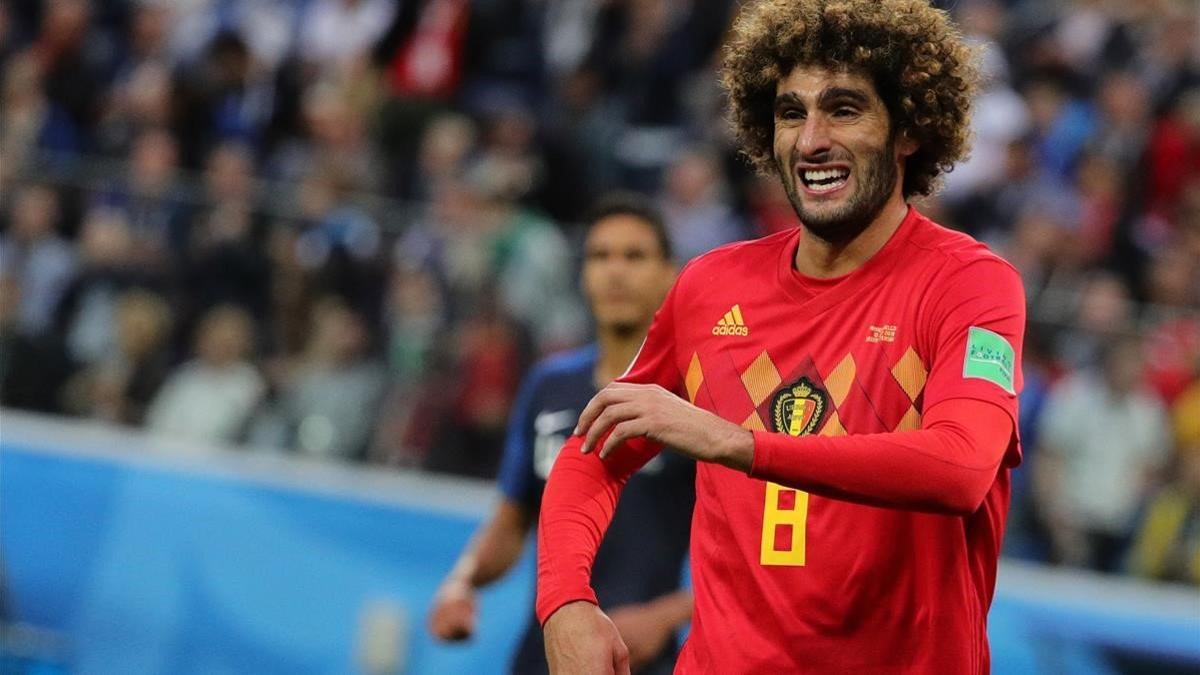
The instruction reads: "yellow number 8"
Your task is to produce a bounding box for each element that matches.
[760,482,809,566]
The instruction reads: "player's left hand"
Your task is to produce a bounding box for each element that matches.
[607,602,675,671]
[576,382,754,471]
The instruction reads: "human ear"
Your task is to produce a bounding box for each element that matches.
[896,129,919,159]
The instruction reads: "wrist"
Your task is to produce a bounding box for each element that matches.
[441,573,475,593]
[544,599,600,629]
[715,422,755,473]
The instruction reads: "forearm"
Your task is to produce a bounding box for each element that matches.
[644,589,693,628]
[447,500,531,589]
[748,399,1012,515]
[536,434,654,624]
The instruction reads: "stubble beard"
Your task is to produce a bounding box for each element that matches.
[780,135,899,245]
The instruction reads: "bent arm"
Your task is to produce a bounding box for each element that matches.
[535,434,659,624]
[749,398,1013,515]
[445,499,533,589]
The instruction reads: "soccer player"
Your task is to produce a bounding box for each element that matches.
[428,194,695,674]
[536,1,1025,673]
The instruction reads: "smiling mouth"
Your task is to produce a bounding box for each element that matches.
[799,167,850,193]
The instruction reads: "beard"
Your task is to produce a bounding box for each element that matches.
[779,133,899,244]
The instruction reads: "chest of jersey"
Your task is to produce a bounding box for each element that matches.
[674,268,938,570]
[678,278,931,439]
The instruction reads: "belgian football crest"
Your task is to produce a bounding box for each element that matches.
[771,377,828,436]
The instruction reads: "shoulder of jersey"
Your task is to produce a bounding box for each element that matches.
[678,230,793,283]
[909,212,1019,274]
[533,344,599,382]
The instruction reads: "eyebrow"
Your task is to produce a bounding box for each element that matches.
[819,87,871,107]
[774,86,872,112]
[774,92,803,113]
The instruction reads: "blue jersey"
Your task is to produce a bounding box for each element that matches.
[497,345,695,675]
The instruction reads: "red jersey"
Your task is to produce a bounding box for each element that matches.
[538,207,1025,673]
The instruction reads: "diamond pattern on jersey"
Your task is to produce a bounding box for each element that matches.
[742,410,767,431]
[685,352,704,404]
[695,343,929,436]
[890,346,928,431]
[823,354,856,408]
[741,350,783,407]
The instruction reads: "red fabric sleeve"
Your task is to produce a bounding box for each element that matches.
[921,257,1025,466]
[749,398,1012,515]
[535,278,685,625]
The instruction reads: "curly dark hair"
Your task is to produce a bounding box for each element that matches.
[721,0,978,198]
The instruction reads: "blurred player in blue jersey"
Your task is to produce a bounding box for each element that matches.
[428,193,695,674]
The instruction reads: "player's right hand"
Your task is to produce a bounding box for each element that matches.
[544,601,630,675]
[428,579,477,641]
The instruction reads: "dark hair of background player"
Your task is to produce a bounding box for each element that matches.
[584,191,674,261]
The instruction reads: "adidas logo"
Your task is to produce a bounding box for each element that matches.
[712,304,749,336]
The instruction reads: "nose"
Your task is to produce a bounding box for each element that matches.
[797,115,833,161]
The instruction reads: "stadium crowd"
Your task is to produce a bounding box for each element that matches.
[0,0,1197,584]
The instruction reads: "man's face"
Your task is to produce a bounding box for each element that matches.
[582,215,674,333]
[772,66,914,241]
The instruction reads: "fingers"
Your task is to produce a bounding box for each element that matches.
[575,383,650,436]
[431,610,473,641]
[574,386,618,437]
[429,594,476,642]
[580,402,639,455]
[612,638,631,675]
[598,420,645,460]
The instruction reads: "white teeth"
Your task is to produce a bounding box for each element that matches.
[801,167,850,191]
[802,168,849,182]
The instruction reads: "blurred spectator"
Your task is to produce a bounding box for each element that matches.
[591,0,699,189]
[145,304,265,445]
[745,173,797,238]
[292,162,384,312]
[62,288,172,425]
[54,205,162,367]
[1023,75,1096,181]
[1089,70,1151,185]
[425,302,524,478]
[473,104,546,211]
[92,127,188,264]
[254,298,386,460]
[659,148,745,262]
[300,0,396,78]
[268,80,383,189]
[0,273,74,413]
[1144,88,1200,222]
[1035,337,1172,573]
[1128,380,1200,584]
[0,50,81,166]
[1004,326,1059,562]
[181,142,271,331]
[375,0,470,102]
[954,137,1073,244]
[172,31,273,167]
[368,261,451,467]
[943,0,1031,202]
[30,0,111,142]
[120,1,173,71]
[170,0,297,74]
[0,183,76,335]
[1142,245,1200,403]
[383,261,446,382]
[1052,270,1136,369]
[404,112,476,201]
[1071,151,1122,263]
[95,61,174,157]
[406,162,582,352]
